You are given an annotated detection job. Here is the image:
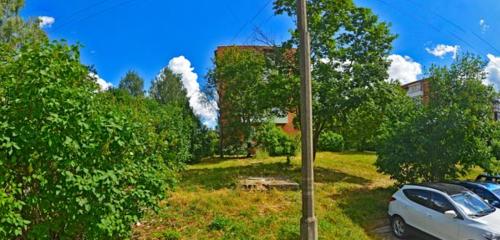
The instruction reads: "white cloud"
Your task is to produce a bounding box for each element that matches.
[38,16,55,28]
[485,54,500,90]
[388,54,422,84]
[426,44,459,59]
[168,56,218,128]
[89,72,113,91]
[480,19,490,33]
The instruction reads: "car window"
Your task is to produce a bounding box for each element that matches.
[451,192,496,217]
[430,192,454,213]
[403,189,431,207]
[474,188,497,203]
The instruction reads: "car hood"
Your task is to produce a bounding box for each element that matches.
[474,210,500,232]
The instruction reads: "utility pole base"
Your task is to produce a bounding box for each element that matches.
[300,217,318,240]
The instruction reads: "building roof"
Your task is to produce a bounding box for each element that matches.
[401,78,429,88]
[215,45,274,55]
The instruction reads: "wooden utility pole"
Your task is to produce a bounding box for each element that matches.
[297,0,318,239]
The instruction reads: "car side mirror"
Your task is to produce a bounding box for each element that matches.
[444,210,458,219]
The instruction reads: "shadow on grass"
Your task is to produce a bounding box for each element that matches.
[181,160,371,190]
[337,187,437,240]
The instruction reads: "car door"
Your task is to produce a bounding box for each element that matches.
[426,192,460,240]
[402,189,434,234]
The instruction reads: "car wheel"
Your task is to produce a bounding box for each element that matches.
[391,215,409,238]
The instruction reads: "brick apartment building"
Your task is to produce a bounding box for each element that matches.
[402,78,500,121]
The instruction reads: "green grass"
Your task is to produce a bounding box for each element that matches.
[134,152,396,240]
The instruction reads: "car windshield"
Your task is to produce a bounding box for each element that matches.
[451,192,495,217]
[493,188,500,197]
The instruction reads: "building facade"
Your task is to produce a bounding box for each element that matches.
[402,78,500,121]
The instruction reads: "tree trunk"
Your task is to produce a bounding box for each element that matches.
[312,130,319,161]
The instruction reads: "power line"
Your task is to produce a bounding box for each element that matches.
[404,0,500,55]
[230,0,273,44]
[243,13,275,45]
[53,0,115,30]
[378,0,486,56]
[54,0,143,31]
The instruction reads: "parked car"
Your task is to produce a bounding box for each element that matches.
[454,181,500,208]
[388,183,500,239]
[476,174,500,183]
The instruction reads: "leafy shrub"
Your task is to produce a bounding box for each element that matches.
[255,122,298,157]
[0,42,178,238]
[376,55,495,184]
[318,131,344,152]
[492,123,500,161]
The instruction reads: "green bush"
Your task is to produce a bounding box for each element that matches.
[255,122,297,157]
[492,123,500,161]
[0,42,179,238]
[376,55,495,184]
[318,131,344,152]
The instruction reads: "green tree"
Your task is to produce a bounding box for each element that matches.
[0,41,178,239]
[0,0,47,48]
[150,67,214,163]
[207,47,269,156]
[118,70,144,97]
[376,54,496,184]
[150,68,188,107]
[274,0,396,158]
[339,81,412,151]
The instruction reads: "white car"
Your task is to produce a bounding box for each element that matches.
[388,183,500,240]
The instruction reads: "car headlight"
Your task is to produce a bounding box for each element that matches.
[483,232,500,240]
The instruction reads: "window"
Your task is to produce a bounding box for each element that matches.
[473,188,497,204]
[430,192,454,213]
[407,83,422,93]
[403,189,431,207]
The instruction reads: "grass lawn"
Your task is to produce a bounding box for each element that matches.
[133,152,400,240]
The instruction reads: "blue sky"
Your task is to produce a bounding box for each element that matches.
[23,0,500,126]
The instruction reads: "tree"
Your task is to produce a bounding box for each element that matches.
[118,70,144,97]
[376,54,497,184]
[207,47,269,156]
[338,81,412,151]
[149,68,188,107]
[150,67,215,163]
[274,0,396,158]
[0,41,178,239]
[0,0,47,48]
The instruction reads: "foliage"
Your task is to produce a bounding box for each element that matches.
[0,0,47,48]
[150,68,188,107]
[99,88,193,167]
[255,122,298,157]
[376,54,496,184]
[339,81,416,151]
[492,122,500,160]
[149,67,215,163]
[0,41,178,239]
[318,131,344,152]
[274,0,396,158]
[118,70,144,97]
[207,47,268,155]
